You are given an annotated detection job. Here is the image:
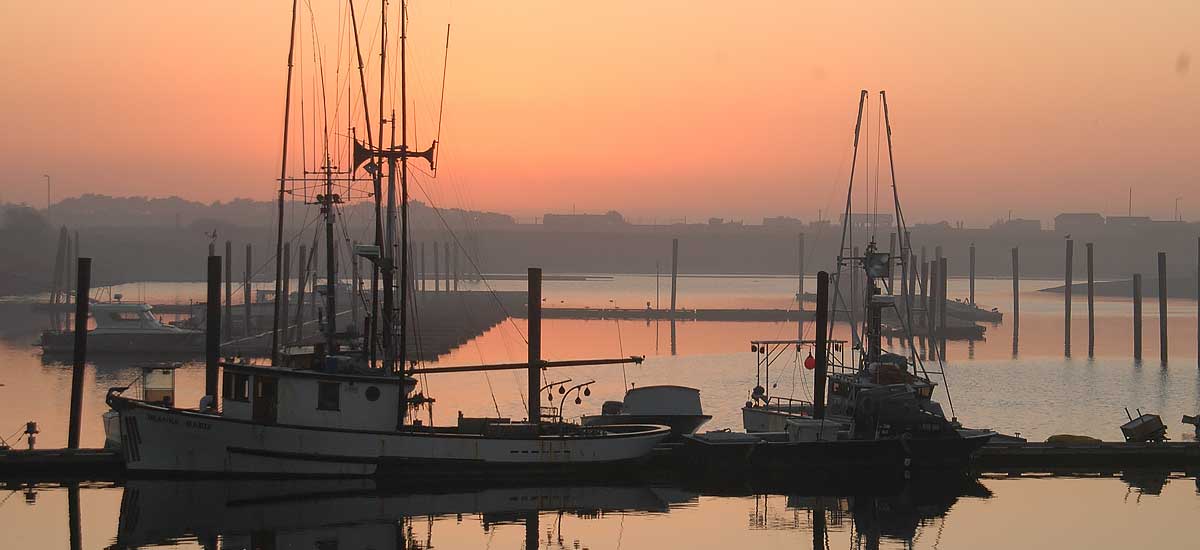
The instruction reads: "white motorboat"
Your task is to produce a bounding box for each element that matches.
[40,301,203,354]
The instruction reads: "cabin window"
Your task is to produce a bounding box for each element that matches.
[317,382,341,411]
[111,311,142,322]
[365,386,381,402]
[222,373,250,402]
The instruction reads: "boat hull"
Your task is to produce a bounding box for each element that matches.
[682,431,995,479]
[40,330,204,354]
[109,396,670,477]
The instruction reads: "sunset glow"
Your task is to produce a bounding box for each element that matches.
[2,1,1196,223]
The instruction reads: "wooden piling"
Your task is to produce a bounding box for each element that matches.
[224,240,232,341]
[433,241,440,292]
[798,233,805,311]
[813,270,830,419]
[420,242,426,292]
[281,243,290,345]
[927,260,938,333]
[67,257,90,449]
[1158,252,1168,364]
[920,260,930,330]
[888,233,896,290]
[444,241,451,293]
[1065,239,1073,354]
[294,244,308,341]
[527,267,542,423]
[244,244,253,337]
[670,238,679,317]
[205,255,221,399]
[452,244,459,291]
[351,241,359,333]
[1012,247,1020,332]
[1087,243,1095,357]
[939,257,949,335]
[969,243,976,306]
[1133,273,1143,361]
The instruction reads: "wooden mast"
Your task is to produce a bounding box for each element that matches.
[398,0,411,423]
[271,0,300,364]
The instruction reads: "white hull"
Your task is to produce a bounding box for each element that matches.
[112,397,670,476]
[743,406,803,433]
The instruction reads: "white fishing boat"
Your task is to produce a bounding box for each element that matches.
[105,1,669,477]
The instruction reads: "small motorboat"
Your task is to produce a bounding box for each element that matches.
[581,385,712,440]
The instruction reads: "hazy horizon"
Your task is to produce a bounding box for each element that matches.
[2,1,1196,224]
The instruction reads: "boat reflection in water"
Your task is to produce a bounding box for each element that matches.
[110,479,699,550]
[108,475,991,549]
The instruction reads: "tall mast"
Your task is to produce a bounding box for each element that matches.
[271,0,300,364]
[347,0,380,363]
[323,156,337,351]
[379,0,396,372]
[398,0,411,424]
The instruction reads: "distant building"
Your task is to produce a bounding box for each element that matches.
[542,210,628,230]
[1053,212,1104,233]
[846,212,893,230]
[990,218,1042,232]
[1105,215,1151,228]
[763,216,803,229]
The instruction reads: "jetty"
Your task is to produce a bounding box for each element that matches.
[5,441,1199,481]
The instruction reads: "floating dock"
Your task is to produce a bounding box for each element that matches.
[5,441,1199,481]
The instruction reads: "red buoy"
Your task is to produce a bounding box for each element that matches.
[804,353,816,370]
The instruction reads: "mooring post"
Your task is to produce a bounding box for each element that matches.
[813,271,830,419]
[223,240,232,341]
[206,255,221,401]
[1064,239,1073,355]
[281,243,290,346]
[527,267,542,424]
[244,244,253,337]
[939,257,949,335]
[294,244,308,341]
[1087,243,1095,357]
[1197,237,1199,368]
[670,238,679,318]
[68,482,81,550]
[420,242,426,292]
[1159,251,1168,364]
[524,511,539,550]
[888,232,896,290]
[798,232,805,341]
[1133,273,1143,361]
[351,241,360,333]
[444,241,451,293]
[920,260,930,331]
[969,243,976,306]
[1012,247,1020,331]
[927,260,938,334]
[67,257,91,449]
[798,233,806,311]
[452,244,459,291]
[433,241,440,292]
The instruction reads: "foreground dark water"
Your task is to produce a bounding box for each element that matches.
[2,475,1198,549]
[2,276,1199,548]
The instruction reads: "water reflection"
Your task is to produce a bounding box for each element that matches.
[103,476,994,550]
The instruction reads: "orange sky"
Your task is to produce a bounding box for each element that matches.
[1,1,1196,224]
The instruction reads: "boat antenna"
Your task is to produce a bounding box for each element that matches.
[271,0,300,364]
[380,0,397,376]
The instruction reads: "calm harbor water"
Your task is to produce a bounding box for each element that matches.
[2,274,1199,548]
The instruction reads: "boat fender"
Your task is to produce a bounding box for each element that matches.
[900,432,913,456]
